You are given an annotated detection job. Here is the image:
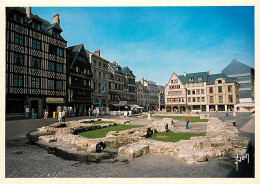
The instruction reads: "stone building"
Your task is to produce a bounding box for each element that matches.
[86,49,109,112]
[178,72,209,112]
[206,73,238,112]
[108,62,125,110]
[6,7,67,117]
[66,44,92,116]
[140,77,158,110]
[222,60,255,112]
[164,73,186,112]
[122,67,136,105]
[158,85,165,111]
[135,82,150,111]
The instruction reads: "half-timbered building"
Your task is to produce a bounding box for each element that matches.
[66,44,93,116]
[6,7,67,117]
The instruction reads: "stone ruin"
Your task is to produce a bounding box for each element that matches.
[27,117,250,164]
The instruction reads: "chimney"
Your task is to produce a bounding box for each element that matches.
[94,50,100,57]
[184,72,186,77]
[26,7,31,19]
[53,14,60,25]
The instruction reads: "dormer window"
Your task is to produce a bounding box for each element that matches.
[218,80,222,84]
[189,77,194,82]
[52,31,60,38]
[14,13,24,24]
[197,76,203,81]
[32,22,41,30]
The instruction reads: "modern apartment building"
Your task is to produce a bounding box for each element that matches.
[87,49,109,111]
[66,44,92,116]
[222,60,255,112]
[6,7,67,117]
[179,72,209,112]
[164,73,186,112]
[206,73,238,112]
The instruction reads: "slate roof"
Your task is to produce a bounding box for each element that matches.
[158,85,164,91]
[207,73,237,85]
[178,71,209,84]
[7,7,65,41]
[122,67,135,77]
[222,60,253,76]
[108,62,124,74]
[66,44,88,68]
[239,90,252,98]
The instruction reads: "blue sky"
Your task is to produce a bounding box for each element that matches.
[33,6,254,86]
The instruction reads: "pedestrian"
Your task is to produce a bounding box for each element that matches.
[61,110,66,122]
[96,108,100,117]
[93,109,96,117]
[88,107,91,117]
[44,109,48,122]
[25,106,30,118]
[233,111,236,119]
[225,110,229,118]
[186,116,190,129]
[216,110,218,116]
[58,111,62,122]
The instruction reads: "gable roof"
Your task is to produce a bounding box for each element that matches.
[66,44,89,68]
[108,62,124,74]
[135,82,149,93]
[222,60,253,76]
[122,66,135,77]
[47,23,63,32]
[178,71,209,84]
[207,73,237,85]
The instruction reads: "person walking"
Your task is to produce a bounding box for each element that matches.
[186,116,190,129]
[61,110,66,122]
[25,106,30,118]
[233,111,236,119]
[58,111,62,122]
[96,108,100,117]
[93,109,96,118]
[88,107,91,117]
[225,110,229,118]
[44,109,48,122]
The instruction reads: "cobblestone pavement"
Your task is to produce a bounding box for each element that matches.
[5,112,254,178]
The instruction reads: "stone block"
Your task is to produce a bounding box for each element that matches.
[118,143,149,158]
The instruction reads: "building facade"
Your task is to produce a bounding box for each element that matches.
[222,60,255,112]
[158,85,165,111]
[66,44,92,116]
[87,49,109,112]
[164,73,186,112]
[136,82,150,111]
[6,7,67,117]
[122,67,136,105]
[206,73,238,112]
[179,72,209,112]
[140,77,158,110]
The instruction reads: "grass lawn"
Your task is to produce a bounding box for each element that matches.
[91,121,114,124]
[79,124,143,138]
[188,117,208,122]
[150,131,206,143]
[153,115,185,120]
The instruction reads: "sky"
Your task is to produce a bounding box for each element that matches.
[33,6,254,86]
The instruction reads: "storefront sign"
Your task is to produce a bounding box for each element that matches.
[46,97,64,103]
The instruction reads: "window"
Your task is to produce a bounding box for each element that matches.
[14,33,24,46]
[201,89,205,94]
[32,57,41,68]
[201,83,204,87]
[99,72,101,78]
[196,89,200,94]
[189,77,194,82]
[209,87,213,93]
[52,31,60,38]
[219,96,223,103]
[197,76,203,81]
[192,90,195,95]
[32,39,41,50]
[56,63,63,73]
[57,48,63,57]
[228,95,233,103]
[202,97,205,102]
[14,13,24,23]
[56,81,63,91]
[192,83,195,87]
[103,73,106,79]
[99,62,101,68]
[174,80,178,83]
[48,80,55,89]
[197,97,200,102]
[13,74,23,87]
[14,53,24,65]
[103,63,106,69]
[218,80,222,84]
[31,77,40,89]
[218,86,222,93]
[228,85,232,93]
[32,22,41,30]
[188,97,191,102]
[171,80,173,83]
[210,96,214,103]
[188,90,190,95]
[196,83,200,87]
[93,60,96,66]
[193,97,196,102]
[48,61,55,71]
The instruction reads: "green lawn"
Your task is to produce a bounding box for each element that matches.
[150,131,206,143]
[188,117,208,122]
[153,115,208,122]
[79,124,143,138]
[153,115,185,120]
[91,121,114,124]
